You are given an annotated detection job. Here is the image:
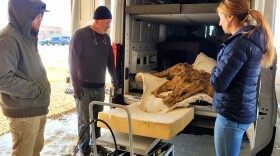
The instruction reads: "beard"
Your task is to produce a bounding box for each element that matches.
[31,28,39,36]
[31,24,40,36]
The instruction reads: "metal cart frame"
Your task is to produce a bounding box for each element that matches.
[89,101,175,156]
[89,101,134,156]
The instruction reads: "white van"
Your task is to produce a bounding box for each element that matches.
[71,0,278,155]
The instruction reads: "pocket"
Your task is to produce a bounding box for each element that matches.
[34,74,51,96]
[37,77,51,92]
[1,93,36,109]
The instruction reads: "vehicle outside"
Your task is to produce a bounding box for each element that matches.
[38,37,51,46]
[39,36,70,46]
[60,36,70,46]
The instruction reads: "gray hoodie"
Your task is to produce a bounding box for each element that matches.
[0,0,51,118]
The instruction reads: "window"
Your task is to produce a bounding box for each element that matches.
[0,0,8,29]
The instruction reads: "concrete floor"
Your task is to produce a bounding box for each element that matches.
[166,129,279,156]
[166,134,250,156]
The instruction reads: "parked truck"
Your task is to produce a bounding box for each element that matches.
[39,36,70,46]
[70,0,278,155]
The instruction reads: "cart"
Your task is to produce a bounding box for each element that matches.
[89,101,174,156]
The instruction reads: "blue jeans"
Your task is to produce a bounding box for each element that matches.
[75,86,105,153]
[214,114,251,156]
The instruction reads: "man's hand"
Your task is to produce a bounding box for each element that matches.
[74,89,84,100]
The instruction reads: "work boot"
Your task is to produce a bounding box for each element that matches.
[96,145,111,155]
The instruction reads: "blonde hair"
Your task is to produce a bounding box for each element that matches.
[217,0,275,68]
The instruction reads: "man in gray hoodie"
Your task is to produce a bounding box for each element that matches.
[0,0,51,155]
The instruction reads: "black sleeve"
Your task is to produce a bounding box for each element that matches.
[107,39,118,88]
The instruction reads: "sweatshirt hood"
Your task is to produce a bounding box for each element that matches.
[8,0,48,38]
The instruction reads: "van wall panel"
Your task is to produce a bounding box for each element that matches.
[140,21,149,42]
[130,20,141,42]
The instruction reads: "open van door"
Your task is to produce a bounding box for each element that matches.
[250,55,278,155]
[70,0,278,155]
[248,0,278,155]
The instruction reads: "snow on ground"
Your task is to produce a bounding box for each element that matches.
[0,104,112,156]
[0,113,79,156]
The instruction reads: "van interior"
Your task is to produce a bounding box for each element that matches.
[121,0,225,121]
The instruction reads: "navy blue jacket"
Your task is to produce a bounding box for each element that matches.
[210,26,265,124]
